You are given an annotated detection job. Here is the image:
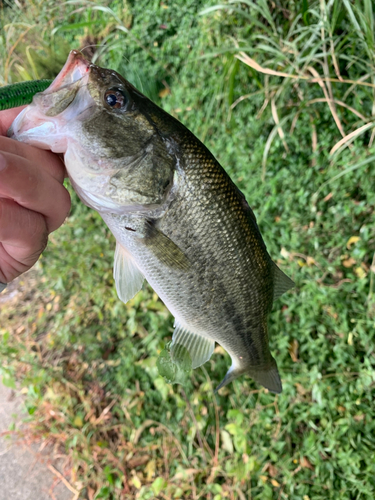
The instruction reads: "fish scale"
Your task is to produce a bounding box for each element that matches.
[9,50,294,393]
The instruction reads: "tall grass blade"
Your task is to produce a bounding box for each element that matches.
[312,154,375,203]
[330,122,375,156]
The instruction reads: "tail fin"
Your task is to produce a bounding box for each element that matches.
[215,356,282,394]
[249,357,282,393]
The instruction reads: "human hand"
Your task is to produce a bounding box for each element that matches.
[0,107,71,285]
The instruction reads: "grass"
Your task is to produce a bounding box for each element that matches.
[1,0,375,499]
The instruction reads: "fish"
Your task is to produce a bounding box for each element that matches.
[9,50,294,393]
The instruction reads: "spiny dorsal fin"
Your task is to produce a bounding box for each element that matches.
[171,321,215,369]
[273,262,294,301]
[114,242,144,304]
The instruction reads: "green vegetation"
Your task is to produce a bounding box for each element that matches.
[1,1,375,498]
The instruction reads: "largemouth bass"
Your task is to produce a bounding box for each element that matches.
[9,51,294,393]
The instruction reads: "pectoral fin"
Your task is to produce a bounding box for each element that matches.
[144,220,190,271]
[114,242,144,304]
[171,322,215,369]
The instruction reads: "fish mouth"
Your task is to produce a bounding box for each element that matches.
[7,50,94,149]
[46,50,91,92]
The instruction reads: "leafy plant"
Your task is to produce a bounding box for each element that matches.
[201,0,375,177]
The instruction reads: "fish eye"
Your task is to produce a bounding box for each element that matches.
[104,88,128,109]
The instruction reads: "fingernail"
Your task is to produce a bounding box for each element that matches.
[0,153,5,171]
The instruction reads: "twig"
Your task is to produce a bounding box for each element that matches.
[180,387,212,463]
[367,251,375,307]
[271,96,289,153]
[133,419,189,465]
[48,485,58,500]
[306,97,368,122]
[191,477,197,499]
[369,128,375,148]
[273,396,282,440]
[256,96,269,120]
[92,398,117,425]
[4,25,35,82]
[162,435,169,476]
[47,464,79,498]
[235,487,248,500]
[310,115,317,167]
[201,366,220,467]
[307,65,345,139]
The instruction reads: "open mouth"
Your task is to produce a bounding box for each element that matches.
[47,50,91,92]
[7,50,94,145]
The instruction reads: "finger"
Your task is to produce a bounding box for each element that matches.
[0,107,66,182]
[0,198,48,283]
[0,151,71,232]
[0,106,26,135]
[0,137,66,183]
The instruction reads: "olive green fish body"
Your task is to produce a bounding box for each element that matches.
[101,125,286,392]
[9,51,293,393]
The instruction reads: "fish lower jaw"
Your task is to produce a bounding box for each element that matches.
[8,108,70,153]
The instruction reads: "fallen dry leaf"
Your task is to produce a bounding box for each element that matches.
[346,236,360,249]
[158,87,170,98]
[342,257,356,268]
[173,468,200,480]
[264,463,278,477]
[280,247,290,259]
[306,256,316,266]
[323,192,333,202]
[323,306,338,320]
[355,267,366,279]
[353,414,365,422]
[300,456,314,471]
[288,339,299,362]
[127,455,150,469]
[295,383,307,396]
[130,474,142,490]
[145,459,156,481]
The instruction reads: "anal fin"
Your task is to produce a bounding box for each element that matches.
[171,321,215,369]
[114,242,144,304]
